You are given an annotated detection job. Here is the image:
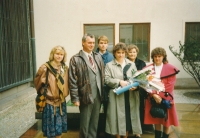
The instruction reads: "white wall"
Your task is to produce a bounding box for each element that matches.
[34,0,200,78]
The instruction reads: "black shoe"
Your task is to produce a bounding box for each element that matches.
[155,130,162,138]
[162,132,169,138]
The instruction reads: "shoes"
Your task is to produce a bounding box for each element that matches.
[133,135,141,138]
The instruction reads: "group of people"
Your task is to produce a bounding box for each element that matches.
[34,33,179,138]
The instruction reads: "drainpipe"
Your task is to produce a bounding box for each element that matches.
[29,0,36,83]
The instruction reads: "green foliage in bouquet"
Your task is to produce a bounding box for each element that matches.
[131,69,151,81]
[66,100,74,106]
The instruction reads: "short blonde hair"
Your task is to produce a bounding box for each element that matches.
[127,44,139,53]
[98,35,109,44]
[49,45,67,63]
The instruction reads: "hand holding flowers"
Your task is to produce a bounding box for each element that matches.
[113,64,165,95]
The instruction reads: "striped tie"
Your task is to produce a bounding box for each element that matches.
[88,55,96,71]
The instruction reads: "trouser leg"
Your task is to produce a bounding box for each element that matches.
[79,104,91,138]
[88,95,101,138]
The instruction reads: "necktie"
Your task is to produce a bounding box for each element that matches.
[88,55,96,71]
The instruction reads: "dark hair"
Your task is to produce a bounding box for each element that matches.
[113,42,127,57]
[151,47,168,63]
[82,33,95,42]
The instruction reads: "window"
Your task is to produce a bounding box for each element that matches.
[185,22,200,42]
[0,0,33,92]
[119,23,150,62]
[184,22,200,61]
[84,24,115,53]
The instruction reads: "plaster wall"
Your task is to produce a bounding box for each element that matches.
[33,0,200,78]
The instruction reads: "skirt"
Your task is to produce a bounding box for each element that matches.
[42,102,67,138]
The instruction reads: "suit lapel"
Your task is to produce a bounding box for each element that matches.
[81,51,96,73]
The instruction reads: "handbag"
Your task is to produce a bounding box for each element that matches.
[150,92,173,120]
[35,69,49,112]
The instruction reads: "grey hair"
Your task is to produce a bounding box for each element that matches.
[82,33,95,42]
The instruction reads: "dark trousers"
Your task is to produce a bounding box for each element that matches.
[139,88,154,132]
[79,94,101,138]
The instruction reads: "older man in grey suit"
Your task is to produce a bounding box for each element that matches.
[68,33,105,138]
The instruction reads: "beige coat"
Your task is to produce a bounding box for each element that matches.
[105,58,142,136]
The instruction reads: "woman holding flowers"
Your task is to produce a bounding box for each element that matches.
[127,44,147,138]
[105,42,142,138]
[144,47,179,138]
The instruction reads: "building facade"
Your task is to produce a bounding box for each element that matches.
[0,0,200,137]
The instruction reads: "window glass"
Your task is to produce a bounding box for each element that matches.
[184,22,200,60]
[0,0,33,92]
[120,23,150,62]
[84,24,115,53]
[185,22,200,42]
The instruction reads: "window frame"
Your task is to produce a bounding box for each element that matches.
[185,22,200,42]
[184,22,200,61]
[0,0,33,92]
[119,23,151,62]
[83,24,115,53]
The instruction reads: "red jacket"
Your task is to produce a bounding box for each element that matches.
[144,63,179,127]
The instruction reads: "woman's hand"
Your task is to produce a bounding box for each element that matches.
[129,87,137,91]
[119,80,129,87]
[152,94,162,104]
[73,101,80,106]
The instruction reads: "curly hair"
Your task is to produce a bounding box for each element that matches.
[127,44,139,53]
[113,42,127,57]
[151,47,168,63]
[49,45,67,63]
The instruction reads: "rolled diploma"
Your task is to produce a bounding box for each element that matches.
[114,82,139,95]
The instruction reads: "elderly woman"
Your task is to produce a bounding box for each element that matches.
[144,47,179,138]
[34,46,69,138]
[127,44,146,138]
[127,44,146,70]
[105,42,142,138]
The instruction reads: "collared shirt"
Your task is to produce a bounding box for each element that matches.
[99,51,105,55]
[82,50,93,60]
[82,50,96,71]
[115,59,126,69]
[99,51,103,55]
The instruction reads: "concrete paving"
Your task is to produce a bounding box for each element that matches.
[20,89,200,138]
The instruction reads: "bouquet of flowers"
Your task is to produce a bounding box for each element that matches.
[113,64,165,95]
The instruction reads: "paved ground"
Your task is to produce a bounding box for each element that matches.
[20,89,200,138]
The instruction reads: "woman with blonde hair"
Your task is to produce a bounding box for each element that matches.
[34,45,69,138]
